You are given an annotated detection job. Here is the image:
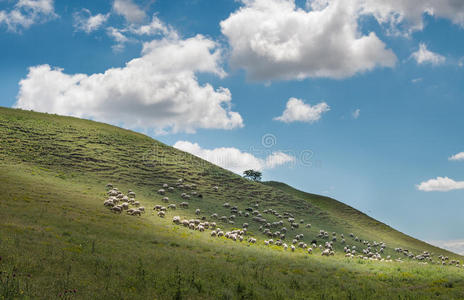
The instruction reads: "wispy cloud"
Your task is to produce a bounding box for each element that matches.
[428,239,464,255]
[411,43,445,65]
[449,152,464,161]
[352,108,361,119]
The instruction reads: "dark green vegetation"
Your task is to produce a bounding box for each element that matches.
[0,107,463,299]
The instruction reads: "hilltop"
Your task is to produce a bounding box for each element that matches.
[0,107,463,299]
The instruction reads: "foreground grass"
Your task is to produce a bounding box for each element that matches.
[1,164,464,299]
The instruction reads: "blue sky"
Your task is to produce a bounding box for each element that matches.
[1,0,464,253]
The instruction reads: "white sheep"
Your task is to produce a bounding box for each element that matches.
[157,211,165,218]
[162,197,169,203]
[195,208,201,215]
[158,189,166,195]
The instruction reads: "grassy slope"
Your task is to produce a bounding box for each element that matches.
[0,107,463,299]
[263,181,452,258]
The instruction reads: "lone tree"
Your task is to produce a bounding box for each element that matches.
[243,169,262,182]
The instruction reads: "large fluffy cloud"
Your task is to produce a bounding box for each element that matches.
[14,35,243,134]
[411,43,445,65]
[220,0,397,80]
[274,98,330,123]
[417,177,464,192]
[173,141,295,174]
[0,0,56,32]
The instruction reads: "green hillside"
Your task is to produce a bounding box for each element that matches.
[0,107,463,299]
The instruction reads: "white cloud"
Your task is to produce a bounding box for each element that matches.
[14,35,243,134]
[220,0,397,81]
[411,78,422,83]
[106,26,130,50]
[173,141,295,174]
[73,9,109,34]
[411,43,445,65]
[0,0,56,32]
[449,152,464,161]
[265,151,296,169]
[113,0,146,23]
[352,108,361,119]
[106,15,177,51]
[128,15,172,36]
[358,0,464,35]
[417,177,464,192]
[428,239,464,255]
[274,98,330,123]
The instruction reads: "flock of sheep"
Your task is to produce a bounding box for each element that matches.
[102,180,463,267]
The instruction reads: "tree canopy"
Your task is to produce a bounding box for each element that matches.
[243,169,262,181]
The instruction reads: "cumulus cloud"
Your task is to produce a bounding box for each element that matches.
[411,43,445,65]
[113,0,146,23]
[173,141,295,174]
[220,0,397,80]
[0,0,57,32]
[274,98,330,123]
[14,35,243,134]
[449,152,464,161]
[352,108,361,119]
[359,0,464,35]
[73,9,109,33]
[417,177,464,192]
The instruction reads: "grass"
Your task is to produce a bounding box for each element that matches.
[0,107,463,299]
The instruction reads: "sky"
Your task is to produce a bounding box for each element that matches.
[1,0,464,254]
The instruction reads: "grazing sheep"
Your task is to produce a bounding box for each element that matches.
[322,249,331,256]
[154,205,162,211]
[283,243,288,250]
[105,183,113,190]
[168,187,175,192]
[211,213,218,219]
[168,204,176,210]
[213,186,219,192]
[138,206,145,213]
[128,192,136,198]
[291,245,295,252]
[211,231,217,237]
[179,202,189,208]
[122,202,129,210]
[162,197,169,203]
[172,216,181,224]
[248,238,257,243]
[157,211,165,218]
[104,200,114,207]
[163,183,169,188]
[307,248,313,254]
[158,189,166,195]
[223,202,230,208]
[195,208,201,215]
[134,201,140,207]
[111,206,122,213]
